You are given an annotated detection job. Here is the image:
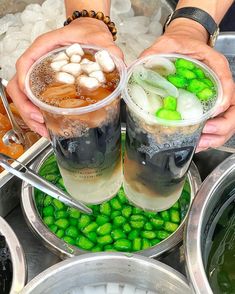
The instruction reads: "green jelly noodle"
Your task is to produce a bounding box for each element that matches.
[163,57,216,119]
[36,155,191,253]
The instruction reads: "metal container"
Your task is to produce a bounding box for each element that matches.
[21,252,191,294]
[0,138,50,217]
[214,32,235,153]
[185,153,235,294]
[21,147,201,260]
[0,216,26,294]
[191,32,235,181]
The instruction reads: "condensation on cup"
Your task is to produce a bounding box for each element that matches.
[25,44,127,204]
[122,54,223,211]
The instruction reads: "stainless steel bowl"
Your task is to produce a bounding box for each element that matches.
[0,216,26,294]
[21,147,201,260]
[21,252,191,293]
[185,153,235,294]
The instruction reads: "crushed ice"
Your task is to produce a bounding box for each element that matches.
[0,0,165,80]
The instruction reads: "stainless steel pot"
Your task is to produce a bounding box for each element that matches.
[0,216,26,294]
[21,252,191,294]
[21,147,201,260]
[185,153,235,294]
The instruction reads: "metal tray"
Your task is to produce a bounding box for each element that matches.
[0,137,50,217]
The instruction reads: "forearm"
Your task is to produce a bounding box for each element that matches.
[167,0,233,43]
[176,0,233,24]
[65,0,111,17]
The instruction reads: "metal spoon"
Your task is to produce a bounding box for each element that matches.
[0,153,92,214]
[0,78,26,146]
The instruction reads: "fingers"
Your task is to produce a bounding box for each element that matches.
[16,28,69,92]
[197,105,235,149]
[6,76,48,137]
[142,35,234,120]
[106,44,124,60]
[16,19,124,93]
[201,49,234,115]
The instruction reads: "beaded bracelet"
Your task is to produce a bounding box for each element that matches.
[64,10,117,41]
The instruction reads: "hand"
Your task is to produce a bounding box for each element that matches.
[6,18,123,137]
[140,18,234,150]
[197,88,235,152]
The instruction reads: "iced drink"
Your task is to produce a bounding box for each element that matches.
[25,44,126,204]
[123,54,222,211]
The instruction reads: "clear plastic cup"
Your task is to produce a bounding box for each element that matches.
[122,53,223,211]
[25,45,127,204]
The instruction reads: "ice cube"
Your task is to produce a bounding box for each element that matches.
[119,17,150,35]
[42,0,62,18]
[119,8,135,20]
[3,35,20,52]
[134,289,147,294]
[148,21,163,37]
[122,284,136,294]
[31,20,50,42]
[151,7,162,22]
[126,36,145,58]
[21,24,33,35]
[106,282,120,294]
[24,3,42,14]
[111,0,132,14]
[136,34,156,50]
[0,14,17,36]
[95,285,106,294]
[83,285,96,294]
[20,9,43,24]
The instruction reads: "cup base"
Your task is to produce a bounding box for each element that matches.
[123,178,183,212]
[59,162,122,204]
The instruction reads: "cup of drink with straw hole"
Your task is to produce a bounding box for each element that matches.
[122,54,222,212]
[25,44,126,204]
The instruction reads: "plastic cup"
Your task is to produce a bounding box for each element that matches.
[122,54,223,211]
[25,45,127,204]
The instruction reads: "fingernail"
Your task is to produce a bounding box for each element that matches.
[30,113,44,123]
[198,139,211,149]
[203,124,218,133]
[195,148,205,153]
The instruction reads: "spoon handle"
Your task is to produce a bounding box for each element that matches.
[0,78,25,145]
[0,153,92,214]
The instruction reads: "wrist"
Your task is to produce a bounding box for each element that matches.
[68,17,114,40]
[65,13,116,41]
[65,0,110,17]
[166,18,208,43]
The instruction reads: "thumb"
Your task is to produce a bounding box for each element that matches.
[106,44,124,61]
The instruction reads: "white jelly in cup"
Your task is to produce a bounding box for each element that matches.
[25,44,127,204]
[122,53,223,211]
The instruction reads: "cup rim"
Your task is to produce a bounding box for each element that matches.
[25,44,127,115]
[122,53,223,127]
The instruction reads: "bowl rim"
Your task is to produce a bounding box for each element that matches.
[184,153,235,294]
[0,216,27,293]
[20,252,191,293]
[21,145,201,259]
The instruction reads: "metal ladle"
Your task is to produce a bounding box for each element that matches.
[0,152,92,214]
[0,78,26,146]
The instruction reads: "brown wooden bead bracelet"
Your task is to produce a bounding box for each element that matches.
[64,10,117,41]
